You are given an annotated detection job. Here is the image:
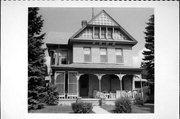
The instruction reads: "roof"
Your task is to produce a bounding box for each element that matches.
[51,63,142,71]
[45,32,73,45]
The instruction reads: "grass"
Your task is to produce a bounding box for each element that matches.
[101,103,154,113]
[29,105,74,113]
[29,105,94,113]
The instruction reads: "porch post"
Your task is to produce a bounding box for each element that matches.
[116,74,125,91]
[76,75,80,97]
[132,75,136,91]
[76,73,83,97]
[139,74,144,99]
[97,74,102,92]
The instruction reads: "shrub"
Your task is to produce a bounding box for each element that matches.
[44,85,59,105]
[71,102,93,113]
[28,97,45,110]
[114,97,132,113]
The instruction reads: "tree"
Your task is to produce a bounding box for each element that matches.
[28,7,46,110]
[142,15,154,83]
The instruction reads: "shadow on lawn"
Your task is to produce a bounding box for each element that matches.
[101,103,154,113]
[29,105,95,113]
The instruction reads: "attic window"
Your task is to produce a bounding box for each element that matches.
[107,28,113,39]
[101,28,106,39]
[94,27,100,39]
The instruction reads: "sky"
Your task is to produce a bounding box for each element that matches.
[39,8,154,67]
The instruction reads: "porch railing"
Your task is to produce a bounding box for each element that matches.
[58,90,142,100]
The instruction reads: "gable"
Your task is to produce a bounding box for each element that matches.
[88,10,119,26]
[69,10,137,45]
[75,27,92,39]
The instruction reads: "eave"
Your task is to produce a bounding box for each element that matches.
[69,39,137,47]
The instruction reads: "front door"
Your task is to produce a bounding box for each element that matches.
[79,75,89,97]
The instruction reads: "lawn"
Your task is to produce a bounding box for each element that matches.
[101,103,154,113]
[29,105,74,113]
[29,105,94,113]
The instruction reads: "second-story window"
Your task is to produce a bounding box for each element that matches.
[49,51,55,65]
[61,51,68,64]
[116,48,123,63]
[84,47,91,62]
[101,28,106,39]
[100,48,107,63]
[94,27,99,39]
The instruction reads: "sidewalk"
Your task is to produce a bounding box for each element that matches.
[92,106,111,114]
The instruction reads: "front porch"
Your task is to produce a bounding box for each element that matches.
[49,64,146,105]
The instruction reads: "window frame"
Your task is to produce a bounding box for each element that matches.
[115,48,124,64]
[83,47,92,62]
[100,47,108,63]
[101,27,106,39]
[55,71,65,95]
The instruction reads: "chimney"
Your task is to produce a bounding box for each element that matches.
[81,20,87,27]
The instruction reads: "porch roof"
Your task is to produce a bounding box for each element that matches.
[51,63,143,72]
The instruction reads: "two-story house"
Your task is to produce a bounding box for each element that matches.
[45,10,146,101]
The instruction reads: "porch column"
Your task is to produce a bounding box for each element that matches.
[96,74,103,92]
[76,73,83,97]
[139,74,144,99]
[116,74,125,91]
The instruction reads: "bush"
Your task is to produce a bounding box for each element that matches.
[71,102,93,113]
[28,97,45,110]
[114,97,132,113]
[44,85,59,105]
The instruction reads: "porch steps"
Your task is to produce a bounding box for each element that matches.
[58,98,100,106]
[92,106,110,114]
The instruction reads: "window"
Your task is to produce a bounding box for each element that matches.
[100,48,107,63]
[56,72,65,95]
[116,48,123,63]
[49,51,55,65]
[94,27,99,39]
[84,47,91,62]
[101,28,106,39]
[107,28,113,39]
[60,51,68,64]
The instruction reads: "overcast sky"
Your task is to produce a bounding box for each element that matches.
[39,8,154,67]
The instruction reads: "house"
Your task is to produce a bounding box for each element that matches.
[45,10,146,102]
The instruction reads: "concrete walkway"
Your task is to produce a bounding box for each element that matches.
[92,106,110,114]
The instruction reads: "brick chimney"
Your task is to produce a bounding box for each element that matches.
[81,20,87,27]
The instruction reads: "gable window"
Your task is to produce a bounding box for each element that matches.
[101,28,106,39]
[107,28,113,39]
[94,27,100,39]
[84,47,91,62]
[115,48,123,63]
[100,48,108,63]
